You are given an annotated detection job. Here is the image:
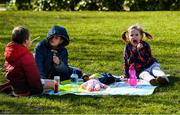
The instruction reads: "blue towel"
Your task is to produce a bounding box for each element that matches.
[45,80,157,96]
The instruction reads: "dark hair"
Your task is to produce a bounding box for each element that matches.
[12,26,30,44]
[121,24,153,43]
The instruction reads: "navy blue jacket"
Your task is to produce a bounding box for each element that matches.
[35,25,70,80]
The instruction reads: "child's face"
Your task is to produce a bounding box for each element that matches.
[128,29,142,46]
[49,35,64,47]
[24,36,32,48]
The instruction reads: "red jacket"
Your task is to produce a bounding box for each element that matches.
[4,42,43,96]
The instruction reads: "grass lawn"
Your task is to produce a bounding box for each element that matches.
[0,11,180,114]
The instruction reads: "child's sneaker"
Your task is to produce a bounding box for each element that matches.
[156,76,169,85]
[150,79,158,86]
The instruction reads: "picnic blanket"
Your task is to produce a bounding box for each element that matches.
[45,79,157,96]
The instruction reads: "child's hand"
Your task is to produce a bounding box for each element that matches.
[132,46,137,53]
[53,56,61,64]
[137,43,143,50]
[44,79,54,89]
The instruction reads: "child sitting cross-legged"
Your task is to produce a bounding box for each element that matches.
[121,24,169,86]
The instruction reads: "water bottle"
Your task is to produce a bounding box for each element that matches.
[70,69,78,83]
[128,64,137,87]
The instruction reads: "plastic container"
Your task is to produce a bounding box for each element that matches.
[128,64,137,87]
[70,69,78,83]
[54,76,60,93]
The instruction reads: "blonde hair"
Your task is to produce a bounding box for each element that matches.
[121,24,153,43]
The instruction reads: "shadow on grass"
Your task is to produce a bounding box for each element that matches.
[154,75,180,93]
[39,94,102,103]
[169,75,180,86]
[0,96,69,114]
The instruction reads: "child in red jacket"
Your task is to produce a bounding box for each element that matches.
[1,26,53,96]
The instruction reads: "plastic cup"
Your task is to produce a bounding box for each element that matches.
[54,76,60,93]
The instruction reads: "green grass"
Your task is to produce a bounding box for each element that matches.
[0,11,180,114]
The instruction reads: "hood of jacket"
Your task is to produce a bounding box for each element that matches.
[46,25,70,47]
[4,42,29,64]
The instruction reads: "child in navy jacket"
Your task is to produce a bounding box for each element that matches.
[35,25,82,81]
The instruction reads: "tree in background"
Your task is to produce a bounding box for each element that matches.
[75,0,124,11]
[171,0,180,10]
[33,0,124,11]
[124,0,180,11]
[7,0,32,10]
[6,0,180,11]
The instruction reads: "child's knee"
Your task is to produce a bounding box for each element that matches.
[152,67,165,77]
[139,71,155,82]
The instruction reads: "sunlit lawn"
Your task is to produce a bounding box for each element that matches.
[0,11,179,114]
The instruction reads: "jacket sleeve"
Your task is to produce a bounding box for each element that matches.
[21,53,43,95]
[138,42,154,68]
[123,46,130,77]
[34,43,46,79]
[143,43,154,66]
[61,48,68,66]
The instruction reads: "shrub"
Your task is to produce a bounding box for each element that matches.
[7,0,32,10]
